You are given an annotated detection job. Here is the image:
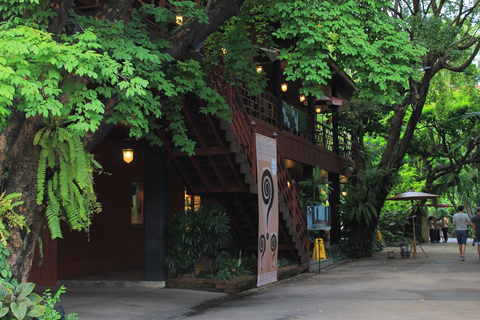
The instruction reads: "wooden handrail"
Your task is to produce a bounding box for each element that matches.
[210,65,309,262]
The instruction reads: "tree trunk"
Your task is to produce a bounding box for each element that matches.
[4,116,45,283]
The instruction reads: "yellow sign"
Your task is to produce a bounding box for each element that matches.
[312,238,326,260]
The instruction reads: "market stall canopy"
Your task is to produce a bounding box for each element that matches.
[386,190,439,201]
[386,190,438,258]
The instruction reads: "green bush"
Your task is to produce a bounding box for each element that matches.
[205,251,253,280]
[0,192,76,320]
[196,252,295,280]
[0,282,43,319]
[40,287,78,320]
[164,203,232,276]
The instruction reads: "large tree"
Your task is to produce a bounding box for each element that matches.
[0,0,247,282]
[342,0,480,256]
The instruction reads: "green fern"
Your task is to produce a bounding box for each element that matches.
[34,126,102,239]
[0,192,27,246]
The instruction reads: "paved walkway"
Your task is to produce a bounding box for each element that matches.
[42,239,480,319]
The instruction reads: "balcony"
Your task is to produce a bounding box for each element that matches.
[239,87,352,160]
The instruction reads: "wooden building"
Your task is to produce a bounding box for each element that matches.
[28,0,356,285]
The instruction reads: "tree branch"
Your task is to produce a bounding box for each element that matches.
[94,0,135,21]
[163,0,246,66]
[47,0,75,36]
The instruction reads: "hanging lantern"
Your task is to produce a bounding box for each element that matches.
[123,149,134,164]
[175,15,184,25]
[281,83,288,92]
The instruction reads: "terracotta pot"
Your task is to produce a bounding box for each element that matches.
[387,251,395,259]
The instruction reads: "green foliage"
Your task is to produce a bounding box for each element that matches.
[40,287,78,320]
[329,242,347,263]
[0,192,27,287]
[34,127,102,239]
[0,282,44,319]
[298,167,331,207]
[339,186,377,226]
[0,192,26,246]
[0,242,17,288]
[164,203,232,276]
[271,0,425,102]
[202,251,253,280]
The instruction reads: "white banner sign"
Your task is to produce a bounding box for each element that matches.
[256,133,278,287]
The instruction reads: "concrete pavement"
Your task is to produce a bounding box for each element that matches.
[40,239,480,319]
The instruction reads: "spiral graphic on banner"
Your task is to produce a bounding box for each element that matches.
[259,234,266,270]
[261,169,274,229]
[270,234,277,269]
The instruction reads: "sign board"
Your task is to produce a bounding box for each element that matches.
[256,134,278,287]
[307,206,331,230]
[312,238,327,260]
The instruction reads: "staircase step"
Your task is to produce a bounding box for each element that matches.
[235,153,246,163]
[285,219,293,228]
[245,173,255,184]
[225,130,236,143]
[230,142,241,153]
[282,211,291,220]
[240,163,251,174]
[219,119,231,131]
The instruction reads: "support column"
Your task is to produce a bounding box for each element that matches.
[308,95,316,144]
[329,95,341,244]
[329,172,341,244]
[273,60,283,131]
[143,144,168,281]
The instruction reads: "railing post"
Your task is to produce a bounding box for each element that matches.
[331,105,339,154]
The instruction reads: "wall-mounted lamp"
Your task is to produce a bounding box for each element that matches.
[299,94,306,102]
[281,83,288,92]
[287,181,291,188]
[221,47,227,55]
[256,65,263,73]
[251,120,256,127]
[315,107,322,114]
[175,15,184,25]
[123,149,134,163]
[272,131,278,138]
[342,191,347,197]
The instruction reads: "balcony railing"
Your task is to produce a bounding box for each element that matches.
[240,87,277,127]
[238,87,352,159]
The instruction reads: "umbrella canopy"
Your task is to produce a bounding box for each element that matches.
[386,190,439,201]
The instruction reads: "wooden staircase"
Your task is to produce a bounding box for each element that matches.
[157,65,310,269]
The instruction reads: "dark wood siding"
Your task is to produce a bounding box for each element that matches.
[57,138,144,279]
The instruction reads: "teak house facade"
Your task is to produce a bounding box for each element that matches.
[28,0,356,286]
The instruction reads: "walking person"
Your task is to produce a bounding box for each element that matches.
[453,205,471,261]
[428,217,436,243]
[470,207,480,259]
[440,216,449,243]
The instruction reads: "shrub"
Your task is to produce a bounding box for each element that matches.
[164,203,232,276]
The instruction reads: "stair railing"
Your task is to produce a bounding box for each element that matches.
[209,65,310,263]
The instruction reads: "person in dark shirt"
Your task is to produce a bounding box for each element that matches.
[470,207,480,260]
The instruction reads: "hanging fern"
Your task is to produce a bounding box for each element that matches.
[34,126,102,239]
